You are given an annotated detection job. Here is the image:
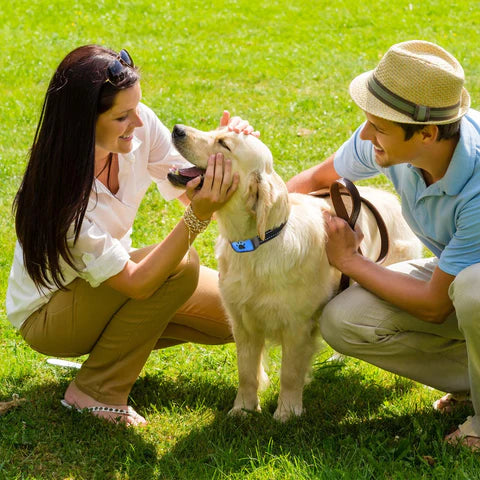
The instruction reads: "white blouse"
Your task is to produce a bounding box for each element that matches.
[6,103,190,329]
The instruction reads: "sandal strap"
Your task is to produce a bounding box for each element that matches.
[84,405,131,416]
[61,399,137,417]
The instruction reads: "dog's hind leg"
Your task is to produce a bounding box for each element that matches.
[229,324,266,417]
[274,328,317,422]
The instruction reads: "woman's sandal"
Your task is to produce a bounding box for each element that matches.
[60,399,146,426]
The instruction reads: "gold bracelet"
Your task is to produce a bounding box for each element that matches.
[183,205,211,262]
[183,204,211,236]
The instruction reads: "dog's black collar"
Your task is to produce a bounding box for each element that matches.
[230,222,287,253]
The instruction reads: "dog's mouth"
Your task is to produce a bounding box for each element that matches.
[167,166,205,189]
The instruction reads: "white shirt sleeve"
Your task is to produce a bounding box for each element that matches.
[67,219,130,288]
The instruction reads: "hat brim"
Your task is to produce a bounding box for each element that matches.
[349,70,471,125]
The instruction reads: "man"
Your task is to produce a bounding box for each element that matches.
[287,40,480,450]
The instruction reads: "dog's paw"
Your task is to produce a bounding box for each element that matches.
[273,404,304,422]
[228,407,248,417]
[228,404,261,417]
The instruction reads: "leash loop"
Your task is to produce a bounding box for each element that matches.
[310,178,390,291]
[329,178,362,230]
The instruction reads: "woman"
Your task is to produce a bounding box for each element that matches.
[6,45,255,426]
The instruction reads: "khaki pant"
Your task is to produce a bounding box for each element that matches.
[20,250,232,404]
[320,258,480,436]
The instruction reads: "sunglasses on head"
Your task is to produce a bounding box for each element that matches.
[105,49,134,85]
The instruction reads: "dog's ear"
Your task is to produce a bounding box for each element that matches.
[245,171,260,214]
[245,171,275,240]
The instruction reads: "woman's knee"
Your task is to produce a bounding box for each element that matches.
[166,248,201,301]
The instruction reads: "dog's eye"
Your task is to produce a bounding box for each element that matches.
[217,138,231,151]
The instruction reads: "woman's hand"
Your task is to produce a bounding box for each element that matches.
[323,212,364,271]
[219,110,260,137]
[185,152,239,220]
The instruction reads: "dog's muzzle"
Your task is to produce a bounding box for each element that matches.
[172,124,186,139]
[168,124,205,189]
[167,166,205,189]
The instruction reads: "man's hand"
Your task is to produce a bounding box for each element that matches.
[323,212,364,271]
[323,211,455,323]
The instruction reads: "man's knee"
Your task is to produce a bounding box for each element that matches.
[320,284,395,357]
[451,264,480,330]
[320,288,369,355]
[320,299,349,353]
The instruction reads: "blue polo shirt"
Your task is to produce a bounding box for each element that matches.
[334,109,480,276]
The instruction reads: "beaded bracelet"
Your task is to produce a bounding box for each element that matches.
[183,205,211,260]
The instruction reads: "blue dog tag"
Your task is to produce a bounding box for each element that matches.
[229,222,286,253]
[230,239,256,252]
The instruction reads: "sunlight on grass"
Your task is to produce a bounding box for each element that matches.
[1,0,480,478]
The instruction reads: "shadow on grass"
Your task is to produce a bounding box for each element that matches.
[0,358,474,479]
[0,379,158,479]
[136,358,475,479]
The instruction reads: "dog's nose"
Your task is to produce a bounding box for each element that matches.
[172,124,186,139]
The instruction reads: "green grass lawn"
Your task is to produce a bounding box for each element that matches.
[2,0,480,478]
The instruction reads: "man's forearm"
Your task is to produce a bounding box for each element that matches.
[286,154,339,193]
[339,254,454,323]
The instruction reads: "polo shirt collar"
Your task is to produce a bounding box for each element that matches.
[435,117,476,196]
[410,117,477,197]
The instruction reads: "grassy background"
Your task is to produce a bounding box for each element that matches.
[1,0,480,478]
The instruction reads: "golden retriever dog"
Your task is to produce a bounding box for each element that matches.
[169,125,422,421]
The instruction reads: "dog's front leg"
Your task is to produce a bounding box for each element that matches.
[229,325,266,417]
[274,330,316,422]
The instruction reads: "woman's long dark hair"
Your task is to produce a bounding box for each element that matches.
[13,45,140,290]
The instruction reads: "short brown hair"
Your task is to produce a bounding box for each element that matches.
[396,119,461,141]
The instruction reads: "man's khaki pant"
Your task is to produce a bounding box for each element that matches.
[20,251,232,405]
[320,258,480,437]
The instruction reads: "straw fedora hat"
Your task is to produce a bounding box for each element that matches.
[349,40,470,124]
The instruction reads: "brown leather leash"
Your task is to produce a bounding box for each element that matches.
[310,178,390,292]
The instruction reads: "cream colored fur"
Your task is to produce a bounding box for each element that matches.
[172,125,422,421]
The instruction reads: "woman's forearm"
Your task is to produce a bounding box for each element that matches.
[106,216,203,299]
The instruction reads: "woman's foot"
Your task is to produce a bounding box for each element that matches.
[63,381,147,426]
[445,428,480,451]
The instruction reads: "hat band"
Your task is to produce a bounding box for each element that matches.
[367,74,460,122]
